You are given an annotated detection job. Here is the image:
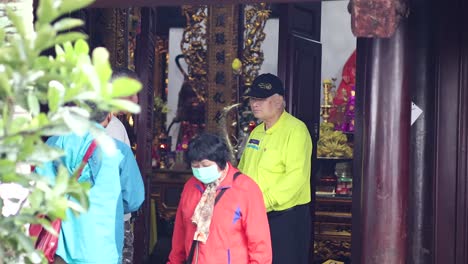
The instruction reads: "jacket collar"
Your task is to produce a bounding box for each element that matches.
[264,110,287,135]
[218,162,238,189]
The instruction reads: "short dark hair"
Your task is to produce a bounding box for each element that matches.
[187,133,230,169]
[111,67,140,81]
[88,102,109,123]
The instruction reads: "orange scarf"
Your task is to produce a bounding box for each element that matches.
[191,165,228,243]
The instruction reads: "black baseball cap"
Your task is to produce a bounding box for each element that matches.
[244,73,285,98]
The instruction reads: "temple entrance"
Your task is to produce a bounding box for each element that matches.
[75,1,360,262]
[63,0,468,263]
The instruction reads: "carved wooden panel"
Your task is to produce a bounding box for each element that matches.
[150,169,191,222]
[90,8,129,68]
[152,36,168,137]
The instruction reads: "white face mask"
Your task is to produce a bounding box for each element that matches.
[191,164,221,184]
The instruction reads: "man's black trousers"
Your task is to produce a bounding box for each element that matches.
[267,203,311,264]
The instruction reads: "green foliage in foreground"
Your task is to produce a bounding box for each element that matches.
[0,0,141,263]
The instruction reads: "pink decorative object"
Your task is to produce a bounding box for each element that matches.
[340,86,356,133]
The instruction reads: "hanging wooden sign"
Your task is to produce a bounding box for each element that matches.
[206,5,239,132]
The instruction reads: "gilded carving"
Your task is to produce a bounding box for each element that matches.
[181,5,208,102]
[241,3,271,87]
[235,3,271,159]
[128,7,141,70]
[153,36,169,137]
[114,8,128,68]
[314,239,351,263]
[98,8,128,68]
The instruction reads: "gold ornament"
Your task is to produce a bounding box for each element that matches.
[180,5,208,101]
[317,122,353,158]
[241,4,271,87]
[232,58,242,74]
[320,78,336,123]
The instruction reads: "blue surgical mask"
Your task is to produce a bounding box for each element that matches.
[192,164,221,184]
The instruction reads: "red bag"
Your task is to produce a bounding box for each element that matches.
[29,218,62,263]
[29,140,97,263]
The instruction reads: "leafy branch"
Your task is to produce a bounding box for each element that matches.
[0,0,142,263]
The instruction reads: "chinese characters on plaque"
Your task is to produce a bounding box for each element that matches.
[206,5,239,132]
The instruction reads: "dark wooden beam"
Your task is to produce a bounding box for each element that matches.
[433,0,468,262]
[351,37,368,264]
[90,0,320,8]
[407,0,435,262]
[134,7,156,263]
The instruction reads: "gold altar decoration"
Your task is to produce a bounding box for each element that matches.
[205,5,239,132]
[317,123,353,158]
[241,3,271,87]
[181,5,208,102]
[314,239,351,263]
[321,79,335,123]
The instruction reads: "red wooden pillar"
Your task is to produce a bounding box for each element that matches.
[355,22,411,263]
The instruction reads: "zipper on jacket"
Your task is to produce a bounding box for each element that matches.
[227,249,231,264]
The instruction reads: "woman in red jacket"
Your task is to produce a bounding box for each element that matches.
[167,133,272,264]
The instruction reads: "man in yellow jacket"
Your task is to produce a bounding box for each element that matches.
[239,73,312,264]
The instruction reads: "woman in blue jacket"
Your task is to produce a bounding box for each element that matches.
[36,107,145,264]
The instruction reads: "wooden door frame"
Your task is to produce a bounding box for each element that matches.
[38,0,468,263]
